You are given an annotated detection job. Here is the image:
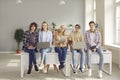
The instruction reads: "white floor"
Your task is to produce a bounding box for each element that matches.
[0,53,120,80]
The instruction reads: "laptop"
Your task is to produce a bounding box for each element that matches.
[72,42,85,49]
[37,42,50,49]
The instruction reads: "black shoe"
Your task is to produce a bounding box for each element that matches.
[73,68,77,74]
[59,65,64,70]
[34,65,39,71]
[59,65,61,70]
[73,70,77,74]
[27,69,31,74]
[79,68,84,73]
[27,65,32,74]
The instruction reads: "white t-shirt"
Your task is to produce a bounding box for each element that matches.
[42,31,47,42]
[90,32,96,46]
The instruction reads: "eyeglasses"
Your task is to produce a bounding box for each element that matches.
[75,27,79,29]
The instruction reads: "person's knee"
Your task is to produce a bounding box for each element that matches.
[48,48,52,52]
[58,49,62,54]
[87,50,91,56]
[88,49,92,53]
[71,50,76,54]
[55,47,61,52]
[99,53,103,58]
[80,50,85,55]
[40,49,43,53]
[97,48,103,56]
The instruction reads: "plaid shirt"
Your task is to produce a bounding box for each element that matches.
[22,30,38,50]
[84,30,102,50]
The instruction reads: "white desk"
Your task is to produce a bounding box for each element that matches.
[20,50,112,77]
[65,50,112,76]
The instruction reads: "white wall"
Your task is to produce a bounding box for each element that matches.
[104,45,120,66]
[0,0,85,51]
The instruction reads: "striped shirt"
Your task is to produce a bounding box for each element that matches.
[84,30,102,50]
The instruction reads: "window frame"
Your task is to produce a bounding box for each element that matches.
[116,0,120,3]
[93,0,96,22]
[115,0,120,45]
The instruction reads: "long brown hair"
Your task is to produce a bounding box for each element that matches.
[41,21,49,31]
[29,22,38,32]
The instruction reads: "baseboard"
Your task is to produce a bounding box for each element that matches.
[0,51,16,53]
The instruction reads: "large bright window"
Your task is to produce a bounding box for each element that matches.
[116,0,120,2]
[94,0,96,22]
[115,1,120,45]
[85,0,96,30]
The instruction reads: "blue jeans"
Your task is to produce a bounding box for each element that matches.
[71,49,85,71]
[86,47,104,70]
[39,47,52,64]
[24,48,37,66]
[55,47,67,63]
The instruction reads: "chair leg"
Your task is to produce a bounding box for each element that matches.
[46,64,50,73]
[84,64,88,71]
[70,64,73,71]
[76,64,79,69]
[53,64,59,73]
[40,69,43,73]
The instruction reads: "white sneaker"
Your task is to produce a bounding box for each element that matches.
[98,70,103,78]
[88,69,92,77]
[44,67,47,73]
[39,64,44,70]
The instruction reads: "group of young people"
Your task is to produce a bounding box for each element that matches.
[22,21,104,78]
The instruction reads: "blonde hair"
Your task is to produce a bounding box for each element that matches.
[57,25,67,36]
[53,25,68,47]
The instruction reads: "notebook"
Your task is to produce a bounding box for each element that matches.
[72,42,85,49]
[37,42,50,49]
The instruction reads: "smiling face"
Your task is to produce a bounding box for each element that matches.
[31,25,36,31]
[42,23,48,31]
[89,23,95,31]
[29,22,37,32]
[30,24,36,32]
[75,25,80,32]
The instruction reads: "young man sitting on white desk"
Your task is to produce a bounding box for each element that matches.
[84,21,104,78]
[68,24,85,74]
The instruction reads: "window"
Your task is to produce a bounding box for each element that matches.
[116,0,120,2]
[85,0,96,30]
[93,0,96,22]
[115,6,120,45]
[115,1,120,45]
